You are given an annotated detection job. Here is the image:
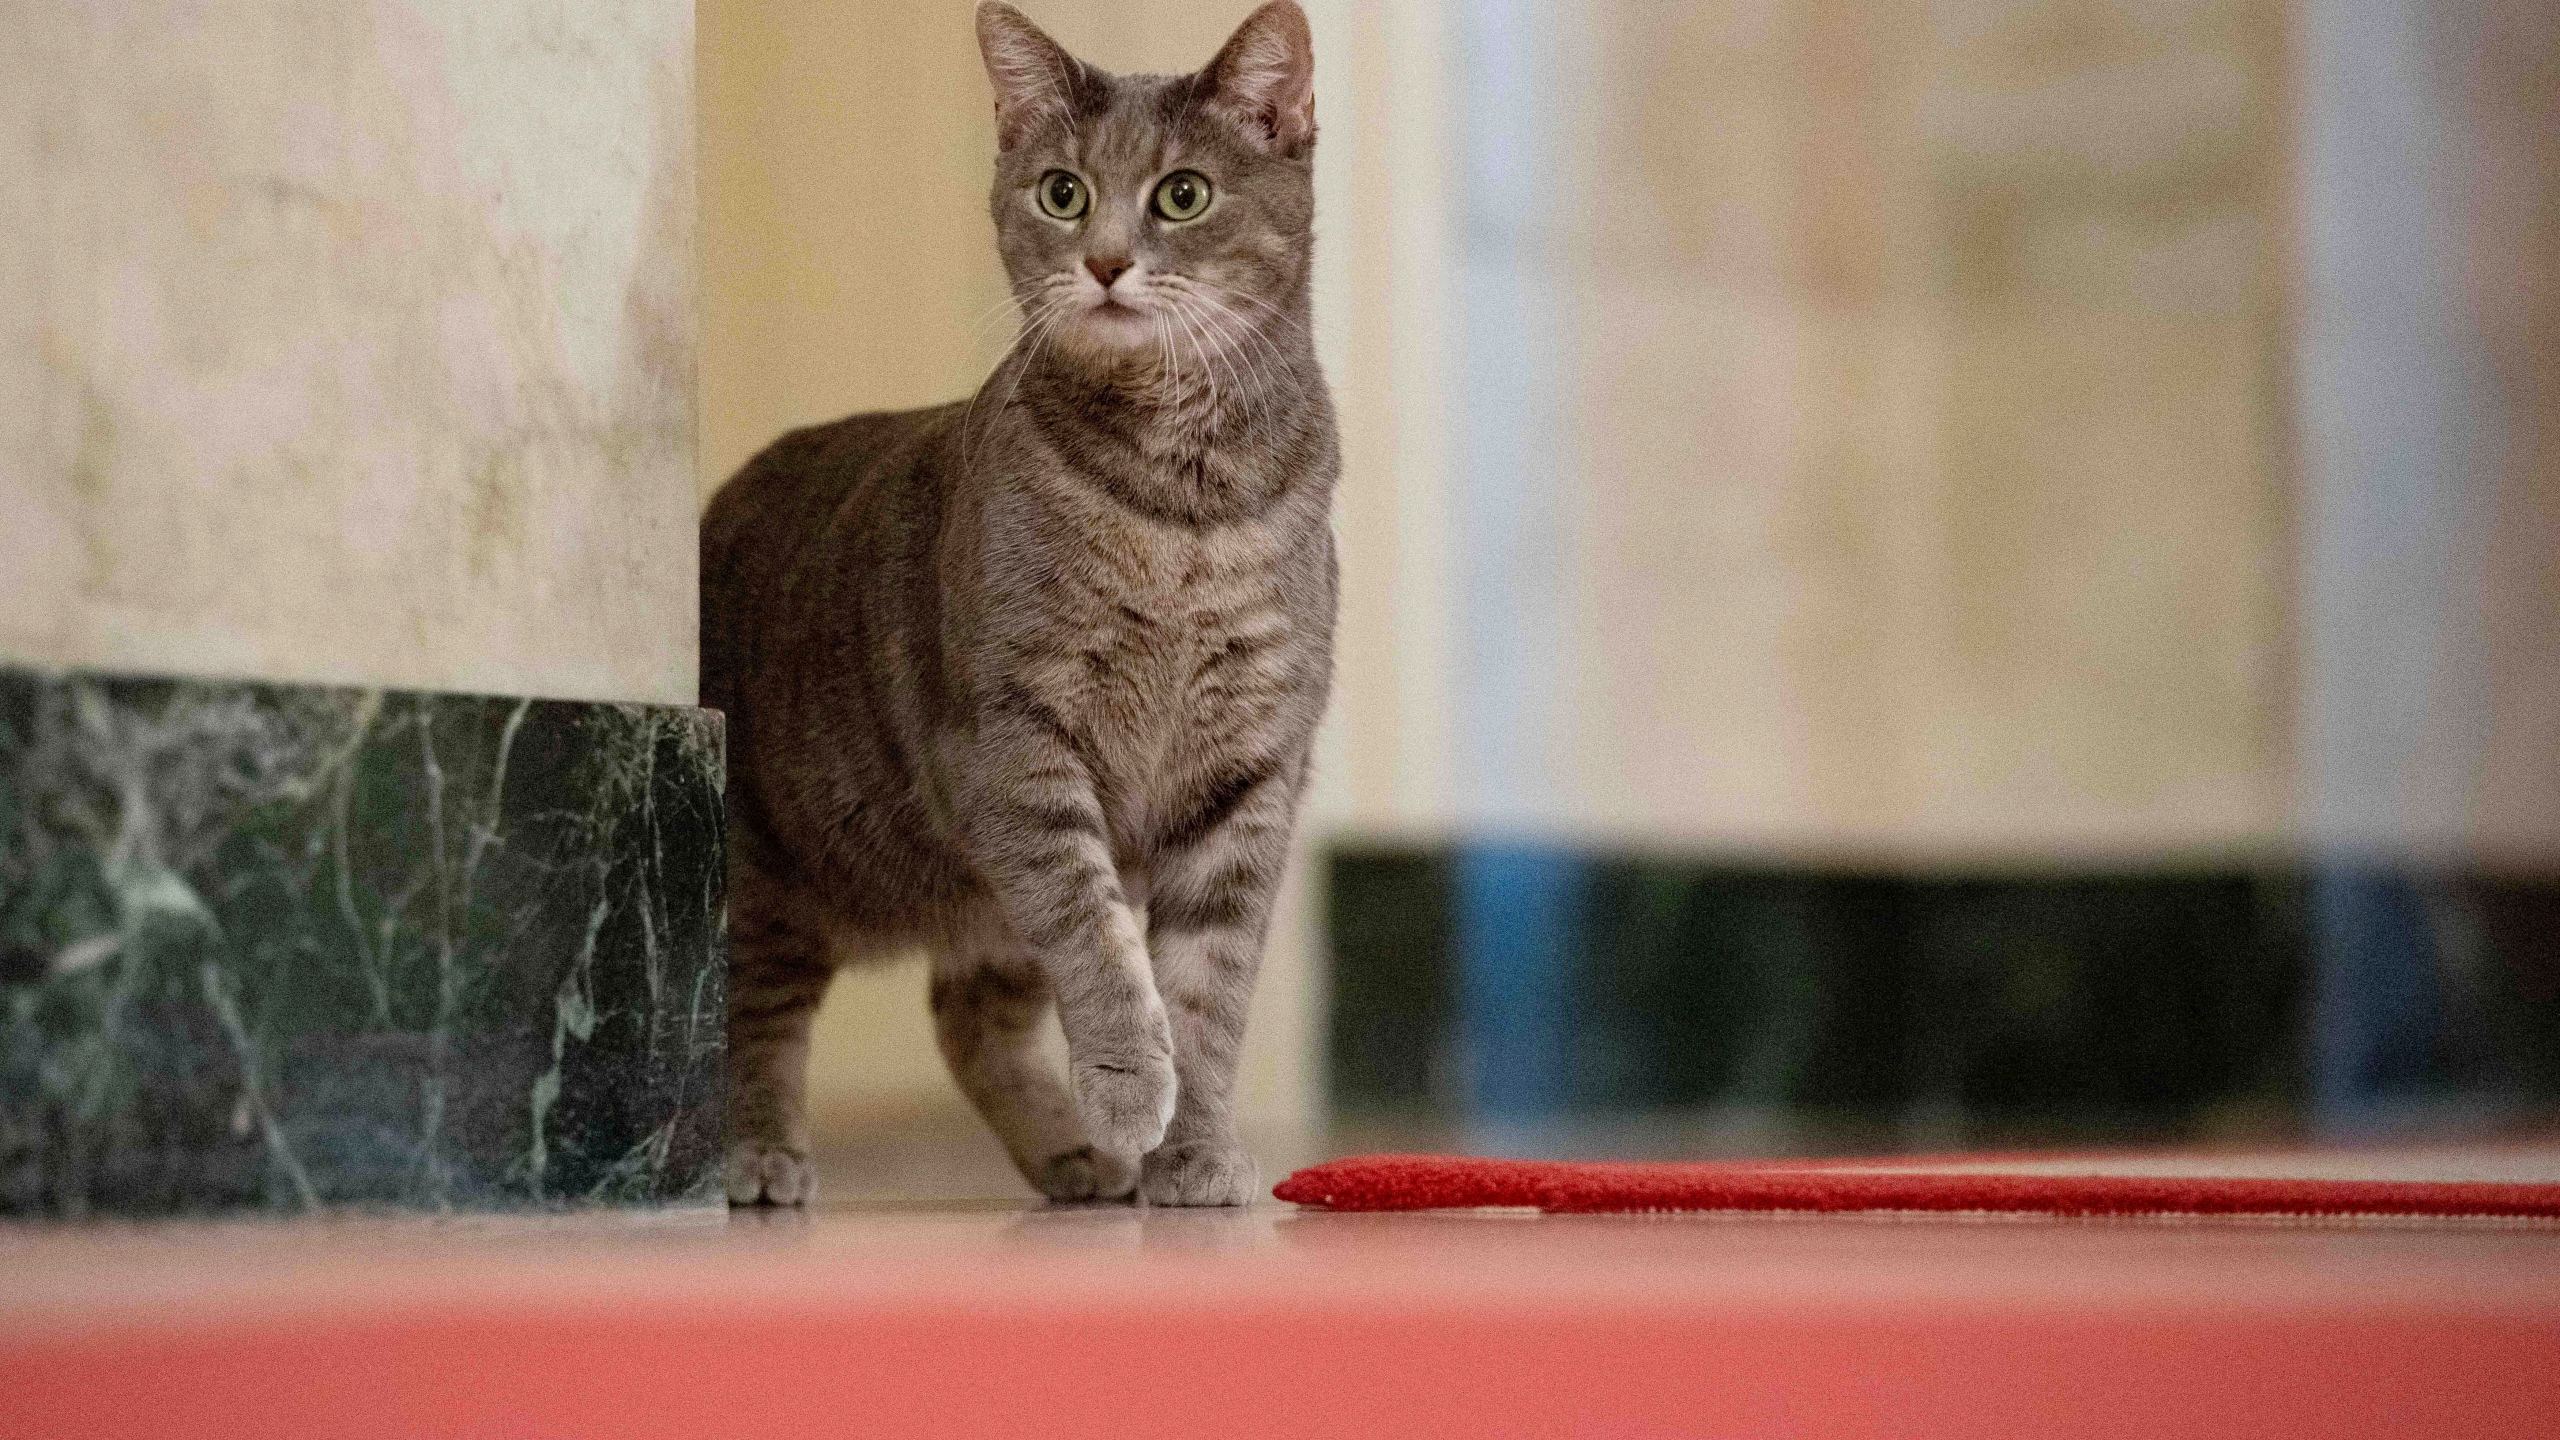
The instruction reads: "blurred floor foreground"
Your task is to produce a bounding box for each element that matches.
[6,1135,2559,1439]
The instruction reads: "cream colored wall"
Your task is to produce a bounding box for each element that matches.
[2296,0,2560,869]
[1276,0,2304,867]
[698,0,1005,486]
[1526,0,2554,868]
[1323,2,1458,843]
[2458,0,2560,866]
[1552,0,2295,865]
[0,2,698,707]
[699,0,1368,1133]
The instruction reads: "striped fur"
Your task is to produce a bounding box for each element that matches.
[702,2,1334,1206]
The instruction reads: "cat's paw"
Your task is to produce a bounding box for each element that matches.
[725,1141,817,1206]
[1140,1141,1260,1207]
[1071,1053,1177,1157]
[1031,1144,1140,1203]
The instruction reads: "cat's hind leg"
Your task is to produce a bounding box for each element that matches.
[931,912,1138,1203]
[724,857,835,1206]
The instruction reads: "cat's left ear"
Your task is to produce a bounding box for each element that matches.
[1199,1,1316,158]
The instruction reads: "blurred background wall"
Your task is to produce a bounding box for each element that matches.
[1,2,698,708]
[699,0,2558,1149]
[1550,0,2294,859]
[2296,0,2560,866]
[2,0,2539,1180]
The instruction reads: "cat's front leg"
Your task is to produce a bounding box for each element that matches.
[930,914,1141,1202]
[1138,758,1302,1206]
[955,701,1177,1160]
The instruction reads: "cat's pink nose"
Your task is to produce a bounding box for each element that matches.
[1085,255,1131,289]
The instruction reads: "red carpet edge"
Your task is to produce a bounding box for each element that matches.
[1272,1154,2560,1219]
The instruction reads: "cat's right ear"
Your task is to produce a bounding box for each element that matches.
[976,2,1080,150]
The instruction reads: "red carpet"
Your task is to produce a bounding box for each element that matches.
[1273,1152,2560,1220]
[10,1167,2560,1437]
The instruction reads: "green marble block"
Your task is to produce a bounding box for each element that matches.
[0,667,726,1216]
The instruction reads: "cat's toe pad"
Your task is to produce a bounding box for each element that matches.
[1032,1144,1140,1203]
[1072,1055,1177,1156]
[1141,1141,1259,1207]
[725,1142,816,1206]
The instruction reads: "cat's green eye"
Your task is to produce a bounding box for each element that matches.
[1151,170,1212,223]
[1036,170,1088,221]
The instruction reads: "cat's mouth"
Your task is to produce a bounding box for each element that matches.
[1075,294,1159,343]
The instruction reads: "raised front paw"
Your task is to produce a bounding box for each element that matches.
[1071,1051,1177,1157]
[725,1141,817,1206]
[1141,1141,1259,1207]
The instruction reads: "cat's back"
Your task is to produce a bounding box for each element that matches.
[702,405,959,601]
[700,403,962,711]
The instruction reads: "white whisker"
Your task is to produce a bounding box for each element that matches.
[961,282,1079,473]
[1179,286,1283,407]
[1169,297,1236,419]
[1180,298,1254,410]
[1208,283,1312,338]
[1219,292,1303,396]
[1202,285,1317,391]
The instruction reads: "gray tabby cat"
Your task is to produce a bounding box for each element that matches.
[701,1,1335,1208]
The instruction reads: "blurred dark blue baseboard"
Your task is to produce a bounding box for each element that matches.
[1328,845,2560,1148]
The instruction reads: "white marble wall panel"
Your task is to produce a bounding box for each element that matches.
[1,2,697,706]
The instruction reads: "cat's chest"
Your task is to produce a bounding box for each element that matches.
[1046,526,1302,766]
[1077,534,1281,699]
[1081,588,1295,859]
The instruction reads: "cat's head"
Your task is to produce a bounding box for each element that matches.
[975,1,1315,374]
